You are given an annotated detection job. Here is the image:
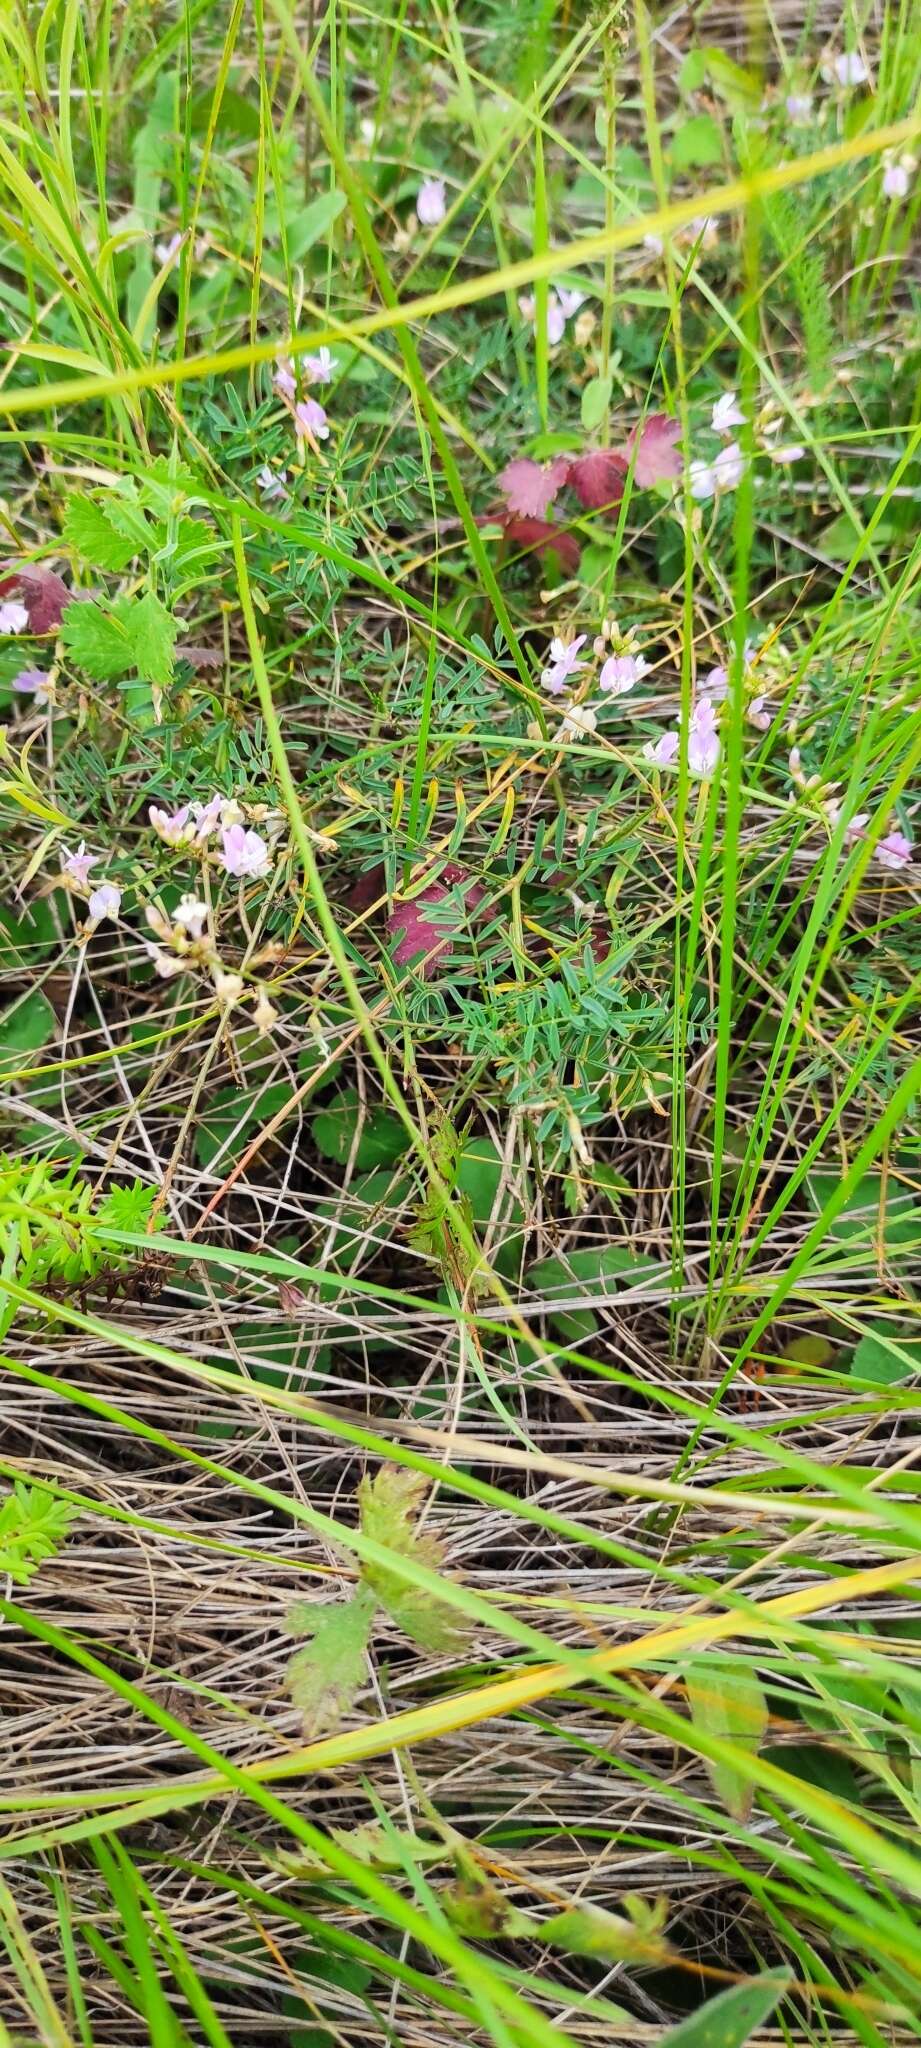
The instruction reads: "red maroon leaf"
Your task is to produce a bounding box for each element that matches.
[497,455,572,520]
[567,448,628,512]
[625,412,682,487]
[0,562,71,634]
[500,515,580,574]
[390,864,485,981]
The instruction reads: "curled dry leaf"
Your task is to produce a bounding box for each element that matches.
[0,562,71,633]
[496,455,572,520]
[567,448,629,512]
[626,412,683,486]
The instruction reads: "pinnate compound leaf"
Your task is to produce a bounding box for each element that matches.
[567,447,628,511]
[286,1585,375,1734]
[0,1483,75,1585]
[358,1466,467,1652]
[658,1971,790,2048]
[626,412,682,486]
[497,455,571,519]
[686,1657,768,1821]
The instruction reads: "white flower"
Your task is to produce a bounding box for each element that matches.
[416,178,447,227]
[0,600,29,633]
[154,231,182,266]
[771,443,806,464]
[558,702,598,741]
[785,93,813,121]
[257,465,287,499]
[711,391,745,434]
[174,895,209,940]
[643,233,664,256]
[713,440,745,491]
[689,460,716,501]
[253,988,279,1034]
[832,51,869,87]
[213,968,244,1005]
[87,883,121,922]
[144,940,184,978]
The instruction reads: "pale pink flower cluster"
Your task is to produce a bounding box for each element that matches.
[641,645,773,779]
[148,792,273,880]
[0,600,29,634]
[273,343,337,445]
[60,841,122,923]
[142,894,277,1026]
[13,667,52,706]
[688,388,809,503]
[537,622,654,745]
[518,282,587,348]
[416,178,447,227]
[825,798,914,870]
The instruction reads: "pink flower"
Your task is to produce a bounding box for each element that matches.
[540,634,587,695]
[877,830,912,870]
[771,444,805,464]
[599,652,649,695]
[12,667,51,703]
[555,285,587,320]
[220,823,271,879]
[827,801,870,844]
[703,664,729,701]
[519,291,566,346]
[154,231,182,266]
[87,882,121,922]
[882,161,910,200]
[0,599,29,633]
[144,940,184,979]
[689,460,716,502]
[785,93,813,121]
[190,793,224,843]
[416,177,446,226]
[642,730,680,768]
[713,440,745,491]
[711,391,745,434]
[832,51,869,88]
[294,397,329,442]
[273,356,297,399]
[61,841,97,888]
[257,465,287,499]
[685,697,721,777]
[303,346,335,384]
[747,694,772,731]
[150,802,192,847]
